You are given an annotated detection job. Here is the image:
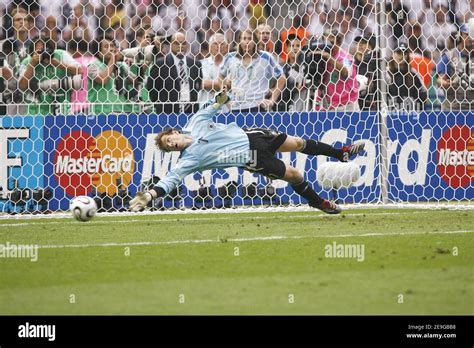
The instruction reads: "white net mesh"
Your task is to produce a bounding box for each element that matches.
[0,0,472,214]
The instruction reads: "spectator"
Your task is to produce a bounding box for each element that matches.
[312,30,360,111]
[18,35,82,115]
[457,0,473,23]
[87,36,139,115]
[386,0,411,48]
[39,0,67,31]
[410,53,436,90]
[0,2,7,39]
[1,7,33,64]
[147,32,202,114]
[151,0,207,56]
[102,0,127,29]
[0,61,13,82]
[217,28,285,112]
[387,43,427,110]
[68,39,95,114]
[335,9,362,53]
[185,0,209,55]
[130,14,153,41]
[423,3,456,62]
[42,15,64,49]
[7,1,40,39]
[354,34,380,110]
[305,0,329,38]
[71,0,100,36]
[97,0,128,46]
[207,15,222,41]
[207,0,249,46]
[62,3,93,44]
[110,23,129,50]
[354,0,374,33]
[128,0,157,30]
[420,0,458,28]
[128,25,169,58]
[127,23,151,49]
[437,25,474,111]
[256,23,274,55]
[248,0,268,29]
[0,60,13,115]
[276,15,310,64]
[197,15,223,47]
[197,40,209,61]
[0,62,13,81]
[129,29,170,113]
[409,51,440,110]
[277,34,306,111]
[198,33,228,107]
[0,7,33,115]
[405,20,429,58]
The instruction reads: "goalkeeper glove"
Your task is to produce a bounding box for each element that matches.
[215,86,231,106]
[129,192,153,212]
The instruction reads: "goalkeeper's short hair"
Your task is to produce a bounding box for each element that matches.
[155,128,180,152]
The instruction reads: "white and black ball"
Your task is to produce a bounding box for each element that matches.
[70,196,97,222]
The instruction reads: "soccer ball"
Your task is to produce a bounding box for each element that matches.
[70,196,97,222]
[316,162,360,189]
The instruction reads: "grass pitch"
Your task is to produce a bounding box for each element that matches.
[0,208,473,315]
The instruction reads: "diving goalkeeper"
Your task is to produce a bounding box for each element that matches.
[130,87,365,214]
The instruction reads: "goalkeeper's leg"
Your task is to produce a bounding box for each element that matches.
[283,164,341,214]
[277,135,365,162]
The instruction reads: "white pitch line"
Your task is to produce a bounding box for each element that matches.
[36,229,474,250]
[0,210,441,228]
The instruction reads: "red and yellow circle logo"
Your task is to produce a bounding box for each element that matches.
[437,125,474,188]
[54,130,135,196]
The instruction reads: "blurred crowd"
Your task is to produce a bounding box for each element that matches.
[0,0,473,115]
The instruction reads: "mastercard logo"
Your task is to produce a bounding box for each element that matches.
[53,130,135,196]
[437,125,474,188]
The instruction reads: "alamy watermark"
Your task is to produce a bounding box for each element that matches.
[0,241,39,262]
[324,241,365,262]
[18,322,55,341]
[215,148,259,168]
[382,98,430,116]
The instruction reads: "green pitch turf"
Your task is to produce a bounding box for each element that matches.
[0,208,473,315]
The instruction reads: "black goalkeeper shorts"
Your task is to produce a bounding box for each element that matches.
[243,128,288,180]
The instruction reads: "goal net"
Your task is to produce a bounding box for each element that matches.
[0,0,472,214]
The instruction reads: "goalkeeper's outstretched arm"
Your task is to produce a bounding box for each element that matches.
[181,86,232,131]
[129,187,166,212]
[130,157,199,212]
[200,85,231,111]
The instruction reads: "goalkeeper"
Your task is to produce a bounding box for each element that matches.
[130,87,365,214]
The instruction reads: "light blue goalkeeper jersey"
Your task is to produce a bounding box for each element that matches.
[156,102,251,194]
